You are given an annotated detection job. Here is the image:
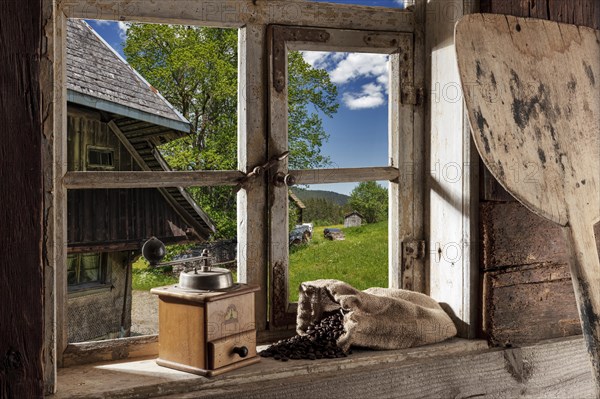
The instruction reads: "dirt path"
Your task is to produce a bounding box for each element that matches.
[131,290,158,336]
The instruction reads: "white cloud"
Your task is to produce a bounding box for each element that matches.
[301,51,330,68]
[93,20,111,26]
[329,53,389,88]
[301,51,346,70]
[342,83,386,110]
[301,51,390,110]
[118,21,130,40]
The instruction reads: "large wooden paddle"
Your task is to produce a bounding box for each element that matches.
[456,14,600,393]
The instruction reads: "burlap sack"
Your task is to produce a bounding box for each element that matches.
[296,279,457,351]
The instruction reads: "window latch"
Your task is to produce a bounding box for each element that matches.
[234,151,289,192]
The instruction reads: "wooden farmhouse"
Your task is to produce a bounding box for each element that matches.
[1,1,600,398]
[343,211,363,228]
[65,19,214,342]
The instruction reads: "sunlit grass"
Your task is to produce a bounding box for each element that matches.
[288,221,388,302]
[131,257,178,291]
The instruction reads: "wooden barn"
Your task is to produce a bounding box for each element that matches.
[1,1,600,398]
[65,19,214,342]
[343,211,364,228]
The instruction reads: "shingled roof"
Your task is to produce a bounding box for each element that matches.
[66,19,189,133]
[66,19,216,239]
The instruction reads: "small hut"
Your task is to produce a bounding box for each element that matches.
[344,211,364,228]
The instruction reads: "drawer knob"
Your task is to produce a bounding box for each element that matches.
[232,346,249,358]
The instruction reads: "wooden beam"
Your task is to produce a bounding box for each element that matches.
[63,170,245,188]
[63,0,414,33]
[108,121,215,235]
[286,29,410,53]
[290,167,399,185]
[107,120,152,172]
[151,149,216,233]
[66,237,195,253]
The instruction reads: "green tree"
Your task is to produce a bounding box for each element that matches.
[302,198,347,226]
[348,182,388,223]
[123,25,338,238]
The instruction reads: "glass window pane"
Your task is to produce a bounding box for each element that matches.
[67,254,79,285]
[80,254,100,283]
[80,267,99,284]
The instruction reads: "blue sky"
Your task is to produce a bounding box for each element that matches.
[86,0,405,195]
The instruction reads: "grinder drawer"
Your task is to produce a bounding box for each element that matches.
[206,292,255,341]
[208,330,257,370]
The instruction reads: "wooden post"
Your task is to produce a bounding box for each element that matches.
[423,0,479,338]
[0,0,46,396]
[42,0,68,391]
[237,23,269,332]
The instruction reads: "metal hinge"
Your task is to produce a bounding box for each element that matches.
[402,240,425,262]
[272,26,330,93]
[401,240,426,291]
[401,86,424,106]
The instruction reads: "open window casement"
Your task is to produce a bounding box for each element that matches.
[266,25,422,327]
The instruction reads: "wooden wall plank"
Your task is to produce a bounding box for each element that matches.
[481,0,600,30]
[67,189,196,248]
[480,202,570,270]
[480,202,600,345]
[0,0,45,397]
[479,0,600,348]
[484,263,582,346]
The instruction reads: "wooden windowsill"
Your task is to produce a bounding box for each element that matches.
[54,336,593,398]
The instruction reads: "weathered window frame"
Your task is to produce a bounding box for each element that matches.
[86,146,116,170]
[266,25,418,327]
[44,0,426,393]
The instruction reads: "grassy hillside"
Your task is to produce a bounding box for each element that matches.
[288,221,388,302]
[292,187,350,206]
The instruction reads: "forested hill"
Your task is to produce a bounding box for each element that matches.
[291,187,349,206]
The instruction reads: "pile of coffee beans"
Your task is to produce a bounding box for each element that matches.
[259,310,351,361]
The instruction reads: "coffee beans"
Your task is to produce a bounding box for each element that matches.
[259,310,351,361]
